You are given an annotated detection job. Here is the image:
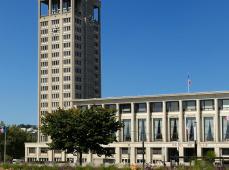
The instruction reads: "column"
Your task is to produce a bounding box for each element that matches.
[36,147,40,161]
[146,147,151,163]
[179,146,184,164]
[163,101,167,142]
[130,147,135,164]
[49,0,52,16]
[163,147,167,164]
[116,104,121,142]
[60,0,63,14]
[215,99,219,142]
[196,100,201,142]
[179,100,183,142]
[115,147,121,164]
[48,150,53,162]
[215,147,220,157]
[131,103,135,142]
[146,102,151,142]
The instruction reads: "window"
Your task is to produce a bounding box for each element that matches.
[122,119,131,142]
[183,100,196,111]
[52,52,59,58]
[64,51,71,56]
[170,118,179,141]
[166,101,179,112]
[222,149,229,155]
[136,148,145,154]
[151,102,163,112]
[63,59,71,65]
[63,42,71,48]
[120,104,131,114]
[52,36,59,41]
[135,103,147,113]
[52,60,59,66]
[222,116,229,141]
[138,119,146,142]
[186,117,196,141]
[152,148,162,155]
[40,148,48,154]
[64,84,71,90]
[40,21,48,27]
[63,26,71,31]
[121,148,129,155]
[64,93,71,98]
[63,67,71,73]
[63,18,71,23]
[204,117,214,141]
[105,104,116,110]
[64,76,71,81]
[29,148,36,154]
[201,100,214,111]
[51,19,59,25]
[219,99,229,110]
[63,34,71,40]
[153,118,163,141]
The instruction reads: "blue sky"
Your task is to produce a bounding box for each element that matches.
[0,0,229,125]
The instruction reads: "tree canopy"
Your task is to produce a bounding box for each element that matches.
[0,124,36,161]
[41,107,123,165]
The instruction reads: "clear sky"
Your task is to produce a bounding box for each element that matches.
[0,0,229,125]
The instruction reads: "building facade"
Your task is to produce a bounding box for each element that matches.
[25,91,229,165]
[37,0,101,143]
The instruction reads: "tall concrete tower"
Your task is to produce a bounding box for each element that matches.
[38,0,101,142]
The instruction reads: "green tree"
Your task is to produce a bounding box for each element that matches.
[0,124,34,161]
[41,107,123,165]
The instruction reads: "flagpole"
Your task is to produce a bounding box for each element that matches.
[4,127,6,163]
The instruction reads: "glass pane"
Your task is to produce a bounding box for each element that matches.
[186,117,196,141]
[204,117,214,141]
[123,120,131,141]
[153,118,163,141]
[170,118,179,141]
[222,116,229,141]
[138,119,146,141]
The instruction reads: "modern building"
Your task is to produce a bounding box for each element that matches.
[37,0,101,143]
[25,91,229,165]
[25,0,101,160]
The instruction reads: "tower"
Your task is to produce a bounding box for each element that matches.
[38,0,101,142]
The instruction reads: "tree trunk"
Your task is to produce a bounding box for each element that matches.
[79,151,83,166]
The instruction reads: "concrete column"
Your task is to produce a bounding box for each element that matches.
[179,100,183,142]
[36,147,40,161]
[115,147,120,164]
[116,104,121,142]
[196,100,201,142]
[130,147,135,164]
[146,147,151,163]
[49,0,52,16]
[163,101,167,142]
[146,102,151,142]
[215,99,219,142]
[163,147,167,163]
[61,151,66,162]
[197,147,202,157]
[215,147,220,157]
[60,0,63,14]
[131,103,135,142]
[48,150,53,161]
[179,147,184,164]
